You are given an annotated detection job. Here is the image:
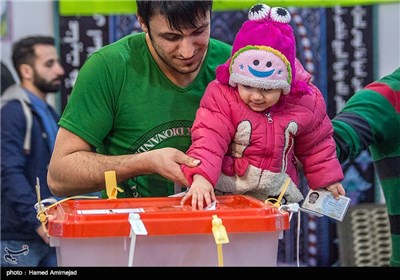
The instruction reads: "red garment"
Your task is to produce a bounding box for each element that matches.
[182,61,343,200]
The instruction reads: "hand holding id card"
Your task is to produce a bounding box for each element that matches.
[301,189,351,222]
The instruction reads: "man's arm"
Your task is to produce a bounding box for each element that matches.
[47,128,199,197]
[332,68,400,163]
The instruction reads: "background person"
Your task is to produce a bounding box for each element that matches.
[332,67,400,267]
[1,61,16,94]
[1,35,65,267]
[180,4,345,210]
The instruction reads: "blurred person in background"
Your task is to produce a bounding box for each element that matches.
[332,67,400,267]
[1,61,15,94]
[1,35,64,267]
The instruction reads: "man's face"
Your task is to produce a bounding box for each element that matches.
[31,44,65,93]
[143,12,211,75]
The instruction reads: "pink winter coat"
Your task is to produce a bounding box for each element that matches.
[182,61,344,202]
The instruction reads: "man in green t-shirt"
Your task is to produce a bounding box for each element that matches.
[48,1,232,198]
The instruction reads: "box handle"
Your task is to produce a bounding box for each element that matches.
[128,213,148,266]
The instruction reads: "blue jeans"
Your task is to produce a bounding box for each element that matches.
[1,240,57,267]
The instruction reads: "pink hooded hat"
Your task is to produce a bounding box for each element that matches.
[216,3,309,95]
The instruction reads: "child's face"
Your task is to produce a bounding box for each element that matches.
[238,84,282,112]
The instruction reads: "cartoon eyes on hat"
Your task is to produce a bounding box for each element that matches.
[248,3,291,24]
[253,60,272,68]
[248,4,271,20]
[270,7,291,23]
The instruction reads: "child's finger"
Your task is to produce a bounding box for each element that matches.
[203,194,212,208]
[193,194,203,210]
[180,190,192,205]
[338,185,346,196]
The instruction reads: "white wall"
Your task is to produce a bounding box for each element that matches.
[1,0,55,83]
[377,3,400,78]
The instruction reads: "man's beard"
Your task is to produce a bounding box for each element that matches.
[33,72,62,93]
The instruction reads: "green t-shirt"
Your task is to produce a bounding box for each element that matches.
[59,32,231,198]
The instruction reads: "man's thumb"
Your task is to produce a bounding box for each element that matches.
[186,157,200,167]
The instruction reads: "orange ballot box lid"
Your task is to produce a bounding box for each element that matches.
[47,195,289,238]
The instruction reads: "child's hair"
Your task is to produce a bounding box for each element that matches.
[216,3,310,95]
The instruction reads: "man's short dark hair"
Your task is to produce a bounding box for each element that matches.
[136,0,212,33]
[12,36,55,79]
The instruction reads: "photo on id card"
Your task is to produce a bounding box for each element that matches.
[301,189,351,222]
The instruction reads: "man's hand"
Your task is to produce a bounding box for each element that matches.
[36,225,50,245]
[148,148,200,187]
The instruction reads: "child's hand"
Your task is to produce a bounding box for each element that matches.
[325,182,346,199]
[181,175,217,210]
